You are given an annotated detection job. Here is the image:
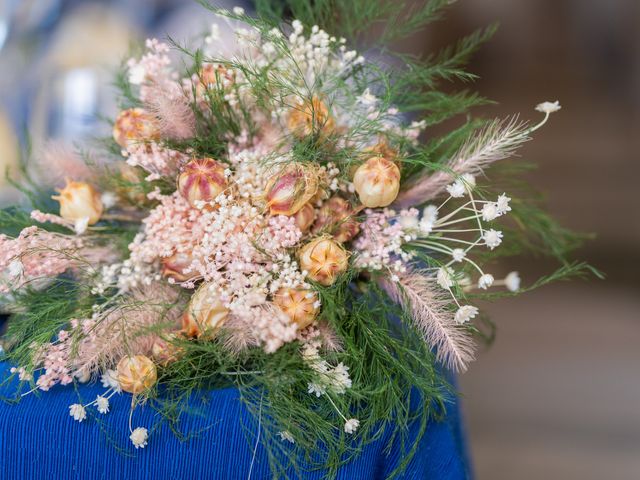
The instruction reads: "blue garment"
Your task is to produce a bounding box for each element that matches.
[0,362,470,479]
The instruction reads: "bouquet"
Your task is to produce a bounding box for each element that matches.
[0,1,594,477]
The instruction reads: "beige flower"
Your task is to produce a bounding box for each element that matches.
[116,355,157,394]
[273,288,319,329]
[293,203,316,232]
[161,251,198,282]
[112,108,159,148]
[52,180,103,225]
[353,157,400,208]
[312,196,359,243]
[287,97,335,138]
[181,283,229,338]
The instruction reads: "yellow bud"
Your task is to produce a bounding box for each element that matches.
[287,97,335,138]
[112,108,159,148]
[116,355,157,394]
[264,163,318,216]
[181,283,229,338]
[177,157,228,208]
[298,237,349,286]
[293,203,316,232]
[52,180,103,225]
[273,288,319,329]
[353,157,400,208]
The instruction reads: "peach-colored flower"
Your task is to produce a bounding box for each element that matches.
[273,288,319,329]
[52,180,103,225]
[151,334,182,366]
[312,196,359,243]
[293,203,316,232]
[181,283,229,338]
[161,251,198,282]
[353,157,401,208]
[197,63,235,95]
[287,97,335,138]
[116,355,157,394]
[298,237,349,286]
[112,108,159,148]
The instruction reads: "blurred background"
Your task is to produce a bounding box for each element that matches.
[0,1,637,479]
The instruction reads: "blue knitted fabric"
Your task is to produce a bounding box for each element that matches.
[0,362,470,479]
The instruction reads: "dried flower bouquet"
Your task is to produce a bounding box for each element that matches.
[0,2,594,477]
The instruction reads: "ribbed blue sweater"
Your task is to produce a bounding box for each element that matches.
[0,362,470,479]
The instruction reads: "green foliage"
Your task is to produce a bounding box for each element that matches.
[154,278,449,478]
[2,278,91,371]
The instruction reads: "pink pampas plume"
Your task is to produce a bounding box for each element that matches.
[395,117,530,208]
[380,271,475,372]
[144,83,196,140]
[68,283,184,380]
[38,141,93,186]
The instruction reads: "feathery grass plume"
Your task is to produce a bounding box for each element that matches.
[70,283,184,378]
[37,141,93,186]
[143,84,196,141]
[395,117,530,208]
[380,270,475,372]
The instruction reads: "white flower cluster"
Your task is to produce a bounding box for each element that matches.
[400,175,524,324]
[303,343,352,397]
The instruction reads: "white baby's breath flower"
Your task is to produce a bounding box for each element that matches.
[451,248,466,262]
[398,213,418,230]
[535,100,561,114]
[455,305,479,324]
[8,259,23,277]
[308,382,326,397]
[481,203,498,221]
[232,6,245,15]
[344,418,360,434]
[205,23,220,44]
[446,174,475,198]
[437,267,455,289]
[100,192,117,210]
[482,229,503,250]
[505,271,521,292]
[446,180,466,198]
[357,88,377,106]
[69,404,87,422]
[478,273,494,290]
[461,173,476,188]
[130,427,148,449]
[96,396,110,414]
[496,194,511,215]
[423,205,438,223]
[329,362,352,395]
[74,217,89,235]
[278,430,295,443]
[101,369,121,392]
[128,64,145,85]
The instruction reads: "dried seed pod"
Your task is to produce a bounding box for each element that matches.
[52,180,103,225]
[298,237,349,286]
[177,157,228,207]
[353,157,400,208]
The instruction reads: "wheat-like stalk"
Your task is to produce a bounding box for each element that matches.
[395,117,530,208]
[380,271,475,372]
